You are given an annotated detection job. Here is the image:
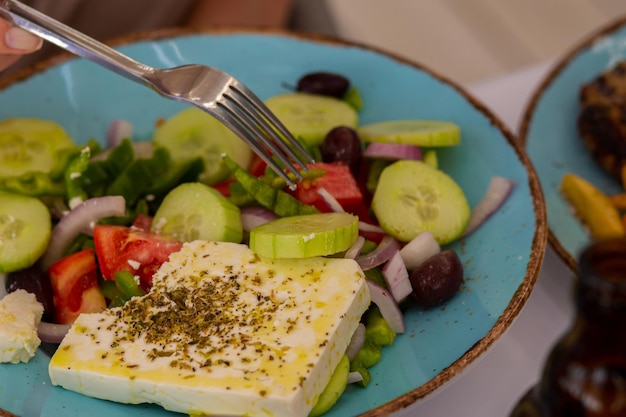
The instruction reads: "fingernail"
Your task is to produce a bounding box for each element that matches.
[5,26,42,51]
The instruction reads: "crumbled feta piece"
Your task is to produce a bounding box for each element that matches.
[126,259,141,270]
[68,196,84,210]
[0,290,44,363]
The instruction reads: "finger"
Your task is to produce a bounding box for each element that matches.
[0,53,22,71]
[0,19,42,54]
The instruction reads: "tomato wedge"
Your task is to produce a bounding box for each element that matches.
[93,225,183,290]
[131,213,153,231]
[293,162,363,212]
[48,248,106,324]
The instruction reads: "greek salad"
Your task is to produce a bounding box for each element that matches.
[0,71,514,416]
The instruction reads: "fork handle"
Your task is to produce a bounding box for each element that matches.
[0,0,154,85]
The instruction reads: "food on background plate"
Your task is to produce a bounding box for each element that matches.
[0,70,516,416]
[560,173,625,239]
[578,61,626,180]
[559,62,626,238]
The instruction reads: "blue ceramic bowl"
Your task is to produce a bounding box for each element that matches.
[0,29,546,417]
[520,17,626,271]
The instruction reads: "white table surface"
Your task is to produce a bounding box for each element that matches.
[390,61,577,417]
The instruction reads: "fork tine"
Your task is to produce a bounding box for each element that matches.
[210,104,299,189]
[226,91,308,174]
[229,83,315,167]
[219,96,303,180]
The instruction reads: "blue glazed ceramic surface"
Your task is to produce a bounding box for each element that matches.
[0,30,546,417]
[521,18,626,271]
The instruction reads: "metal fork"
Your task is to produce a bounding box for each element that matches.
[0,0,313,188]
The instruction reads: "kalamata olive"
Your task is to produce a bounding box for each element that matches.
[409,250,463,308]
[6,265,56,321]
[321,126,363,175]
[296,72,350,98]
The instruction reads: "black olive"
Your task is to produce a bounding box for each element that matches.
[409,250,463,308]
[321,126,363,175]
[6,264,56,322]
[296,72,350,98]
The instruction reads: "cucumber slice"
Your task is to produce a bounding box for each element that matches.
[309,355,350,417]
[371,160,469,244]
[0,191,51,273]
[358,120,461,147]
[0,118,75,178]
[249,212,358,258]
[265,93,358,146]
[151,182,243,243]
[152,108,253,185]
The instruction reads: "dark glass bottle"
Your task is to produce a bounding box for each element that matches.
[509,237,626,417]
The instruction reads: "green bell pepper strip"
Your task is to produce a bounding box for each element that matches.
[114,270,146,299]
[349,306,396,387]
[61,233,94,258]
[365,159,390,194]
[64,146,91,208]
[0,172,65,196]
[228,181,256,207]
[102,271,147,309]
[262,166,327,190]
[223,155,319,217]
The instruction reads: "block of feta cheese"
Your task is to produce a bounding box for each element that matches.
[49,241,370,417]
[0,289,44,363]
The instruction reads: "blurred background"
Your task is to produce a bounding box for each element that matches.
[296,0,626,84]
[4,0,626,85]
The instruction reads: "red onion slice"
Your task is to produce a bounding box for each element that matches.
[462,176,515,237]
[348,371,364,384]
[106,119,133,148]
[363,142,422,160]
[240,206,278,232]
[344,236,365,260]
[399,231,441,271]
[356,235,400,270]
[358,221,386,234]
[345,323,366,361]
[38,321,72,344]
[367,280,405,334]
[382,250,413,302]
[316,187,345,212]
[41,196,126,270]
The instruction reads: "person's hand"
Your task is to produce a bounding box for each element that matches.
[0,19,42,72]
